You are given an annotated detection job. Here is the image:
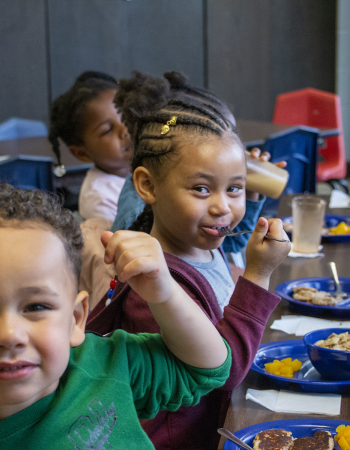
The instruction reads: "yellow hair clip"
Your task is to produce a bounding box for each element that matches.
[161,116,177,135]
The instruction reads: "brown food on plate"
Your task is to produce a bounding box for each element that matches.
[253,428,293,450]
[290,430,334,449]
[292,286,344,306]
[252,429,335,450]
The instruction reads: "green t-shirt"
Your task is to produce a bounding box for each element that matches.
[0,330,231,449]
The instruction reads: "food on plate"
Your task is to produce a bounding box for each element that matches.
[335,424,350,450]
[253,428,293,450]
[292,286,345,306]
[315,332,350,351]
[329,222,350,235]
[290,430,334,449]
[253,429,334,450]
[264,357,302,378]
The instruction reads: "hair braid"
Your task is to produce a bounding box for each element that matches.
[117,71,243,233]
[128,204,154,234]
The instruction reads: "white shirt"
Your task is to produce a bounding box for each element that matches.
[79,166,126,221]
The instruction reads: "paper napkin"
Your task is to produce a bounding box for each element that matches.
[246,388,341,415]
[271,315,350,336]
[288,244,324,258]
[329,189,350,208]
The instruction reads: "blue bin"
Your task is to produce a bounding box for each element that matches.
[0,156,56,193]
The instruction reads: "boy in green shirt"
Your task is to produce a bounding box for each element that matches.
[0,184,230,449]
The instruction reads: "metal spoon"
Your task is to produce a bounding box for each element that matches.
[217,428,254,450]
[329,261,348,298]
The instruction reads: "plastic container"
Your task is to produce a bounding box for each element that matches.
[292,196,326,253]
[245,151,289,198]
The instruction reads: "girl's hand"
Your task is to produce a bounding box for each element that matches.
[249,147,287,169]
[246,148,287,200]
[101,230,176,304]
[243,217,291,289]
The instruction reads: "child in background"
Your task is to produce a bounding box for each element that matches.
[87,71,291,450]
[0,184,230,449]
[49,71,133,221]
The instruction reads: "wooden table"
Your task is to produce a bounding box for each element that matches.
[218,195,350,449]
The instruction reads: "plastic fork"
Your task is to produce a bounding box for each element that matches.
[218,227,290,243]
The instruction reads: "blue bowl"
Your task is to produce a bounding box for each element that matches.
[303,328,350,381]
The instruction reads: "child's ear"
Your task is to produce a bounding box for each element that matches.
[133,167,156,204]
[70,290,89,348]
[68,145,93,163]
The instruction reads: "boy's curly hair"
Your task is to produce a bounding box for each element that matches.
[49,70,118,168]
[0,184,84,284]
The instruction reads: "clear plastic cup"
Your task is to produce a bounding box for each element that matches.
[245,151,289,199]
[292,196,326,253]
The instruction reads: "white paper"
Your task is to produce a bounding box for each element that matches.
[246,388,341,415]
[329,189,350,208]
[288,244,324,258]
[271,315,350,336]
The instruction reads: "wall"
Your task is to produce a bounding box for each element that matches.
[0,0,338,147]
[47,0,204,100]
[207,0,336,121]
[336,0,350,161]
[0,1,49,124]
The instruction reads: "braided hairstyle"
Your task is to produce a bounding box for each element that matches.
[114,71,243,234]
[0,184,84,286]
[49,71,118,172]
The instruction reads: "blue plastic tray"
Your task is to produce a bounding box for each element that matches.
[251,340,350,394]
[281,214,350,243]
[224,418,349,449]
[275,277,350,319]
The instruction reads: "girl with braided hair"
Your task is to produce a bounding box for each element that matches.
[87,71,290,450]
[49,71,133,221]
[110,71,286,256]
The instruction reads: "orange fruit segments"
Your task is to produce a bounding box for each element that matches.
[264,357,302,378]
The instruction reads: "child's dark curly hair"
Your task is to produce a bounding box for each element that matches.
[115,70,243,234]
[0,184,84,284]
[49,71,118,170]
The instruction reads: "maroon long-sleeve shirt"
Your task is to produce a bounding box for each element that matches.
[87,252,280,450]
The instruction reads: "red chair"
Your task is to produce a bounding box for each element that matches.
[272,88,347,183]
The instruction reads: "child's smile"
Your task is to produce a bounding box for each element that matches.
[150,135,247,262]
[0,226,86,420]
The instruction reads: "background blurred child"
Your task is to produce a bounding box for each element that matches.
[0,184,230,449]
[87,71,291,450]
[49,70,133,221]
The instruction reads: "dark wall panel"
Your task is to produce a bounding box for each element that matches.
[0,1,49,124]
[207,0,336,121]
[48,0,204,100]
